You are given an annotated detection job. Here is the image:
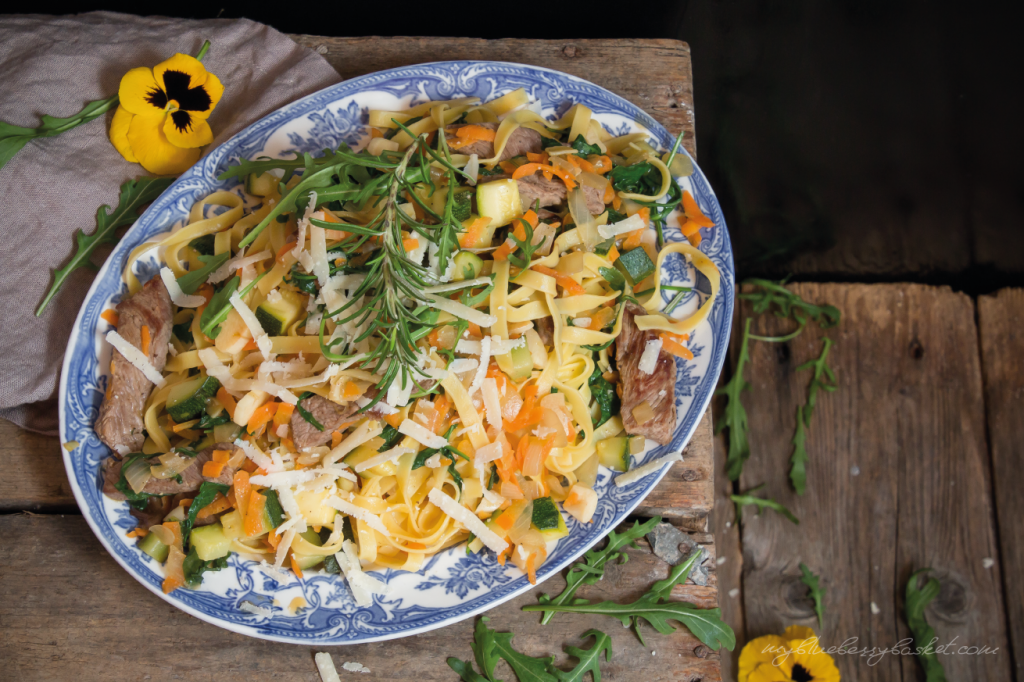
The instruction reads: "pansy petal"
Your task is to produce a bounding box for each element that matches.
[119,67,165,116]
[127,112,199,175]
[184,70,224,120]
[153,53,208,91]
[163,112,212,149]
[783,626,817,642]
[738,635,787,682]
[747,663,791,682]
[108,105,137,163]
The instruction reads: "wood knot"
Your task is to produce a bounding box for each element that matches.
[776,343,791,365]
[693,645,710,658]
[930,573,972,623]
[782,575,818,619]
[680,468,701,482]
[562,45,580,58]
[909,339,924,360]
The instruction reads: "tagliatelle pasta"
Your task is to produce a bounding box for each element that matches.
[97,87,720,601]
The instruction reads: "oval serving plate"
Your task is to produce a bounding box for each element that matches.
[59,61,735,644]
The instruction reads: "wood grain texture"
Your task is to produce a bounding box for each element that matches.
[978,288,1024,680]
[712,404,745,682]
[734,284,1011,681]
[288,36,697,158]
[0,514,722,682]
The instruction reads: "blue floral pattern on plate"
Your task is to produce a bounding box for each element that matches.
[59,60,735,644]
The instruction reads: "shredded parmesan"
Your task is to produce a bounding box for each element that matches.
[481,378,502,428]
[448,358,479,374]
[249,469,318,489]
[310,219,329,287]
[354,446,412,473]
[239,601,273,617]
[428,488,508,554]
[327,496,391,537]
[474,440,504,464]
[106,331,165,387]
[424,277,492,294]
[424,292,498,327]
[209,249,273,284]
[638,338,663,375]
[229,291,272,359]
[456,335,525,356]
[324,420,383,464]
[315,653,341,682]
[342,662,371,674]
[234,438,281,472]
[334,539,389,606]
[468,336,490,397]
[464,153,480,185]
[398,419,448,449]
[597,211,646,239]
[614,451,683,487]
[159,267,205,307]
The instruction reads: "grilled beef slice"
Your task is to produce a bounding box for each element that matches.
[615,302,677,445]
[516,172,606,215]
[95,277,173,453]
[102,443,238,501]
[444,122,543,161]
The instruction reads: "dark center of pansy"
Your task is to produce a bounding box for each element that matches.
[161,70,212,113]
[791,664,814,682]
[170,110,194,133]
[144,87,168,109]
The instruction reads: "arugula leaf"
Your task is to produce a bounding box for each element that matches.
[587,365,620,429]
[412,425,462,470]
[554,630,612,682]
[448,462,464,496]
[739,278,841,329]
[378,424,403,451]
[36,177,174,315]
[1,94,119,172]
[525,550,736,651]
[598,266,625,293]
[715,318,752,481]
[905,569,948,682]
[493,630,557,682]
[730,485,799,525]
[531,517,660,625]
[182,547,230,587]
[172,318,194,344]
[799,563,826,628]
[508,216,543,270]
[571,136,602,156]
[540,136,563,150]
[181,481,229,552]
[295,392,325,431]
[447,658,493,682]
[471,617,503,682]
[790,337,837,494]
[177,252,230,294]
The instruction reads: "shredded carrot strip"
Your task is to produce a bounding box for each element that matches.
[602,183,615,204]
[234,471,251,520]
[101,309,119,326]
[682,190,715,228]
[526,551,538,585]
[406,541,427,550]
[531,265,586,297]
[458,217,491,248]
[565,154,595,173]
[455,124,496,142]
[467,322,483,338]
[140,325,151,356]
[216,387,236,420]
[512,163,577,190]
[290,553,304,578]
[331,430,343,448]
[496,512,515,531]
[275,242,294,263]
[267,527,281,549]
[607,245,621,263]
[163,521,183,548]
[247,402,278,435]
[196,493,233,519]
[526,152,548,163]
[590,155,613,174]
[402,238,419,252]
[587,307,617,331]
[272,403,294,427]
[612,195,622,210]
[244,491,267,537]
[212,449,231,465]
[384,411,404,429]
[202,460,226,478]
[491,240,515,262]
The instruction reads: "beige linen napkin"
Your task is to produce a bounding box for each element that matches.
[0,12,340,434]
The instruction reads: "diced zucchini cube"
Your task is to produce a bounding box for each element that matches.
[190,523,231,561]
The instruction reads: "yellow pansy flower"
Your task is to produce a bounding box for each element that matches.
[109,52,223,175]
[739,626,840,682]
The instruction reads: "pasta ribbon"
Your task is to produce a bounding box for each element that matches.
[636,242,721,335]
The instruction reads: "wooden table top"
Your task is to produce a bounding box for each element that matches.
[0,36,722,682]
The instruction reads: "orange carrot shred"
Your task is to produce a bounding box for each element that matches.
[140,325,151,356]
[216,387,236,420]
[682,190,715,228]
[101,309,119,326]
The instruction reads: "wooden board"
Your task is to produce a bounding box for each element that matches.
[731,283,1012,681]
[0,514,721,682]
[288,36,697,159]
[978,288,1024,680]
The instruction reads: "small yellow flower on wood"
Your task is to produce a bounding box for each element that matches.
[739,627,840,682]
[109,52,223,175]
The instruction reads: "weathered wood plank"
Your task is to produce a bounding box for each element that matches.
[712,406,745,682]
[0,514,721,682]
[978,287,1024,680]
[635,410,715,530]
[288,36,696,158]
[735,284,1011,681]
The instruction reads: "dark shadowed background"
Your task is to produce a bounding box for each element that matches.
[8,0,1022,292]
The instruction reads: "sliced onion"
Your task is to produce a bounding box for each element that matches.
[578,171,609,190]
[148,524,175,546]
[464,154,480,185]
[506,500,534,543]
[150,452,193,480]
[550,156,579,177]
[632,400,655,426]
[629,436,647,455]
[500,481,525,500]
[123,456,153,494]
[567,189,599,248]
[574,452,599,487]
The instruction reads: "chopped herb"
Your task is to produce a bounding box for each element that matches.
[378,424,403,451]
[588,364,620,429]
[730,484,799,525]
[195,412,231,431]
[172,318,194,344]
[905,569,948,682]
[177,252,230,295]
[188,234,216,256]
[181,481,230,552]
[182,547,229,587]
[571,136,602,156]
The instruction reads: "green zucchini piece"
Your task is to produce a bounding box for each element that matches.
[292,553,324,571]
[299,528,324,546]
[255,288,306,336]
[452,189,474,221]
[531,496,569,540]
[138,530,169,562]
[263,489,285,529]
[597,436,630,472]
[166,374,221,422]
[452,251,484,281]
[190,523,231,561]
[496,342,532,382]
[188,234,216,256]
[614,247,656,286]
[245,171,277,197]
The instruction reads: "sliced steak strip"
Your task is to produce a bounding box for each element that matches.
[445,123,543,161]
[291,393,361,449]
[102,443,239,501]
[95,277,173,453]
[615,302,677,445]
[517,172,566,210]
[581,183,607,215]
